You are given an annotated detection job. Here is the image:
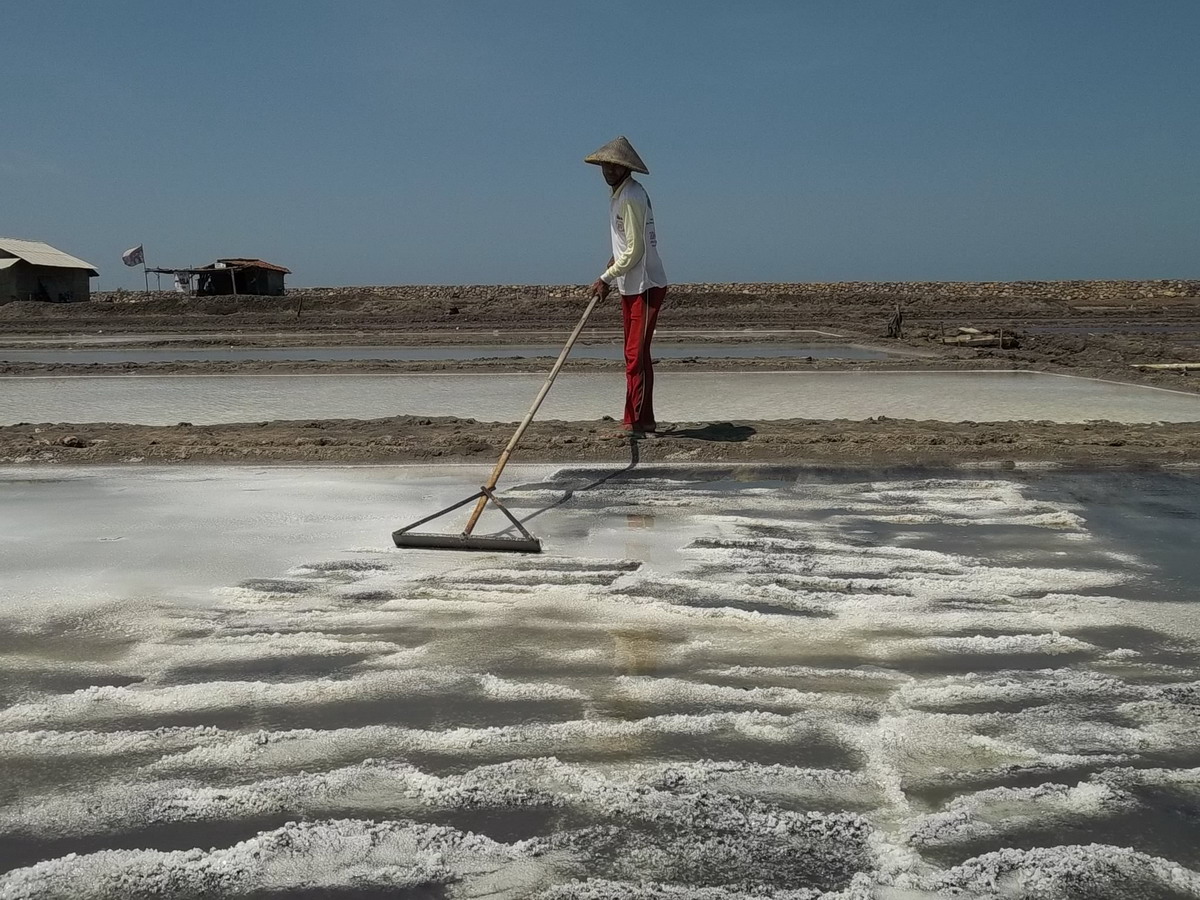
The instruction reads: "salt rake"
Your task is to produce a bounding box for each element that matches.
[392,290,603,553]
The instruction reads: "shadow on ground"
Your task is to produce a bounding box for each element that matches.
[664,422,757,442]
[514,437,642,531]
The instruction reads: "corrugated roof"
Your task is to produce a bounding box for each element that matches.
[0,238,98,275]
[0,258,21,270]
[215,257,292,274]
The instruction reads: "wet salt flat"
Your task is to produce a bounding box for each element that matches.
[0,342,892,364]
[0,328,845,347]
[1,464,1199,898]
[5,370,1200,426]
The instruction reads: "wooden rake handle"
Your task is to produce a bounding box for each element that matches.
[462,289,604,535]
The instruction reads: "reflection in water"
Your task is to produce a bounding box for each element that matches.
[611,626,671,677]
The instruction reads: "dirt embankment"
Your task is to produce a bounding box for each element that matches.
[3,280,1199,335]
[4,282,1200,468]
[4,329,1198,396]
[4,417,1199,468]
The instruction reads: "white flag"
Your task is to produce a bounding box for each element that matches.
[122,245,144,267]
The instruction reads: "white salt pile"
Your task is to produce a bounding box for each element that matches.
[2,466,1198,897]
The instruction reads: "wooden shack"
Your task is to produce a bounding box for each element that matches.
[0,237,98,303]
[195,258,290,296]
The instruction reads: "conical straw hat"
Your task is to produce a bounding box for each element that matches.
[584,135,649,174]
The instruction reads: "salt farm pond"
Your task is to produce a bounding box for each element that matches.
[0,341,893,364]
[5,370,1200,426]
[2,464,1199,897]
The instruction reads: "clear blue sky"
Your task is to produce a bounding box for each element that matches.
[3,1,1197,288]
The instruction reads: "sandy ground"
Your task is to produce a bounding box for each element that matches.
[5,416,1200,466]
[4,281,1200,335]
[3,282,1200,466]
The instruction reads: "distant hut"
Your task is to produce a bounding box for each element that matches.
[195,258,290,296]
[0,237,98,303]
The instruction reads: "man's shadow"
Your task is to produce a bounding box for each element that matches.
[511,436,642,532]
[662,422,756,442]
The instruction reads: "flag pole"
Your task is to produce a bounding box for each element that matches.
[143,250,149,293]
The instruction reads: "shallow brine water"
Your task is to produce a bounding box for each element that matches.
[4,370,1200,426]
[1,465,1198,899]
[0,342,893,364]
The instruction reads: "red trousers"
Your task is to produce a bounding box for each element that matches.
[621,286,667,430]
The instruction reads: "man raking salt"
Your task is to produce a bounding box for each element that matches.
[392,136,668,553]
[586,136,669,436]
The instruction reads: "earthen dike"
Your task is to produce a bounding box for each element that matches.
[2,281,1198,466]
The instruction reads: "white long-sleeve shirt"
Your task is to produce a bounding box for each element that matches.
[601,176,667,296]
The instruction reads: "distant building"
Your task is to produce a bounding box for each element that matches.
[195,258,290,296]
[0,238,98,303]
